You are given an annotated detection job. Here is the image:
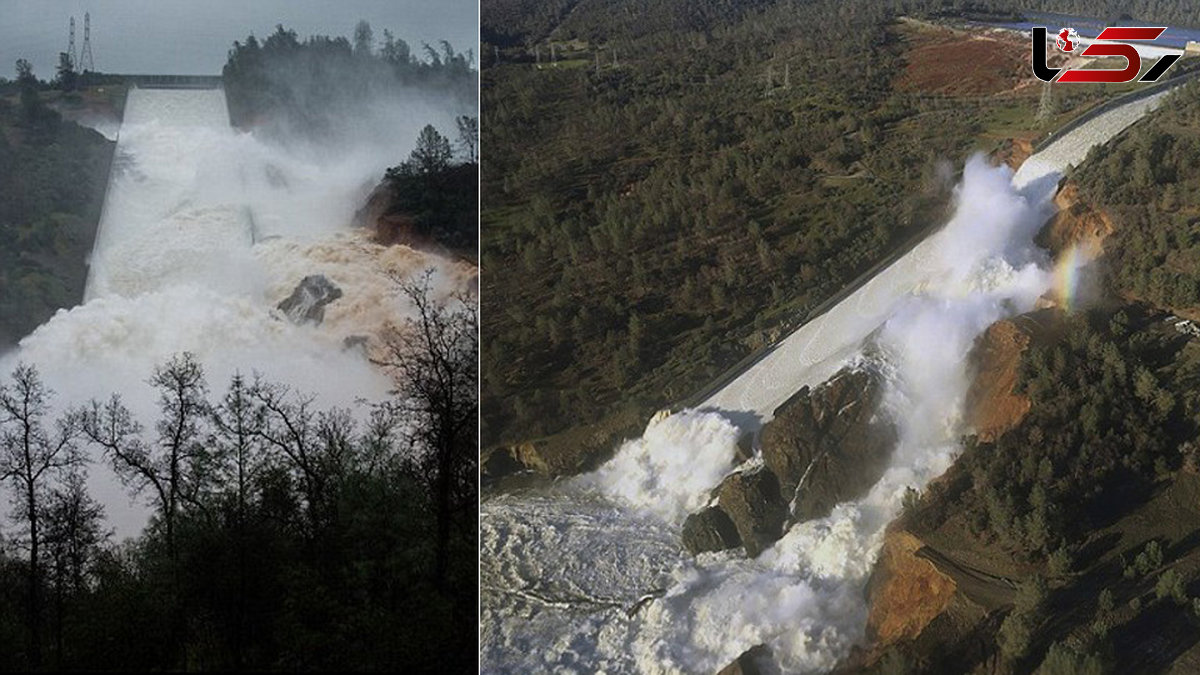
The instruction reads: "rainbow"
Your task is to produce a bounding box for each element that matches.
[1053,246,1083,310]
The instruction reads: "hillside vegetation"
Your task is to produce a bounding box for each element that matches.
[0,66,114,345]
[866,68,1200,675]
[481,0,1129,451]
[1072,81,1200,314]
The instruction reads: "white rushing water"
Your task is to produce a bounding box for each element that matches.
[481,88,1175,673]
[1,87,469,538]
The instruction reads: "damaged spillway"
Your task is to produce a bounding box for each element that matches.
[2,87,398,537]
[481,86,1180,674]
[86,88,255,301]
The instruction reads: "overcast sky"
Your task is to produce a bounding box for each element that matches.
[0,0,478,78]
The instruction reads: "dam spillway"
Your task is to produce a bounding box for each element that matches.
[481,83,1185,673]
[86,87,255,301]
[6,86,399,538]
[699,87,1175,424]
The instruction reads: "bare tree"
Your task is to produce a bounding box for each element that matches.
[247,380,324,522]
[42,468,106,665]
[0,364,81,669]
[80,353,210,562]
[209,374,264,525]
[456,115,479,164]
[375,269,478,590]
[42,468,105,596]
[208,373,265,670]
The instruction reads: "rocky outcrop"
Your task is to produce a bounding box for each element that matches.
[277,275,342,325]
[1036,181,1114,263]
[866,530,957,648]
[676,367,896,558]
[356,182,441,250]
[992,137,1033,171]
[964,320,1033,443]
[716,645,772,675]
[964,310,1065,442]
[481,407,646,485]
[682,506,742,555]
[761,368,896,523]
[717,469,789,558]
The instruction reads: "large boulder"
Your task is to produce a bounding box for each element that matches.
[716,645,772,675]
[760,368,896,523]
[277,275,343,325]
[718,468,788,558]
[682,506,742,555]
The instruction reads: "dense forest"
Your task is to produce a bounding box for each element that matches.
[892,303,1200,673]
[875,67,1200,674]
[481,0,1200,50]
[480,0,1125,450]
[0,61,113,345]
[936,308,1194,565]
[0,273,478,671]
[222,22,476,140]
[379,120,480,256]
[1071,81,1200,314]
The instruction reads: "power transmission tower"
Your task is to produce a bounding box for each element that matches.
[1037,81,1056,121]
[67,17,77,69]
[80,12,95,72]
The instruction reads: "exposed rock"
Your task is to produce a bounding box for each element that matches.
[625,588,667,618]
[682,506,742,555]
[1036,181,1114,263]
[342,335,370,353]
[992,137,1033,171]
[277,275,343,325]
[964,310,1065,442]
[481,445,525,482]
[717,468,788,558]
[481,407,646,484]
[353,171,477,260]
[760,368,896,523]
[865,530,957,649]
[356,182,441,250]
[716,645,772,675]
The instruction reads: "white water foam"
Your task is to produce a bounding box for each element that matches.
[481,116,1156,671]
[1,87,468,539]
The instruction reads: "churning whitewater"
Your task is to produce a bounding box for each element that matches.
[0,87,469,537]
[482,84,1173,673]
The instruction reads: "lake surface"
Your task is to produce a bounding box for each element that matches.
[977,10,1200,48]
[0,0,477,78]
